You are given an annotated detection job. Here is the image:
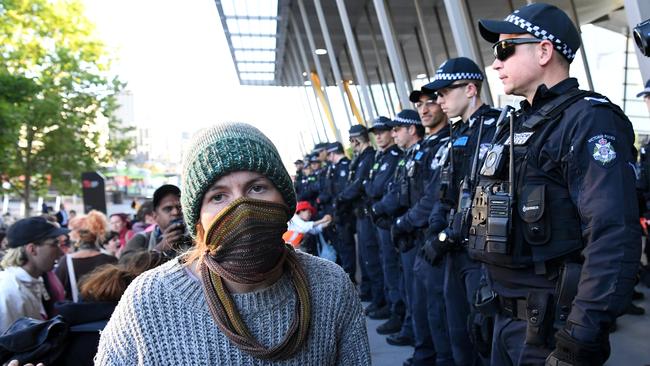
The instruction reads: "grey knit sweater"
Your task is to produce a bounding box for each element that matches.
[94,251,371,365]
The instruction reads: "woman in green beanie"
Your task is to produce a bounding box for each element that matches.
[95,122,371,365]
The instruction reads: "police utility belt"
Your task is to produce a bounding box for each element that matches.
[476,262,581,345]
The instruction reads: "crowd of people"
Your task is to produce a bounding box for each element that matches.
[0,2,649,365]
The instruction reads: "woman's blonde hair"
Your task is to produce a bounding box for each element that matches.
[68,210,109,247]
[0,247,27,269]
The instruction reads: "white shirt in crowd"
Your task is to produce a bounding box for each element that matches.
[0,266,48,334]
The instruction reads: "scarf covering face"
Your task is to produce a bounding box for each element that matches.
[199,197,312,360]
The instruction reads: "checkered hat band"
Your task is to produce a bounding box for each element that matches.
[434,72,484,81]
[394,116,420,125]
[504,14,575,60]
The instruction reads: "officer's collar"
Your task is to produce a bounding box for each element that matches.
[426,125,450,142]
[361,146,374,156]
[521,77,578,112]
[467,104,491,128]
[407,138,424,152]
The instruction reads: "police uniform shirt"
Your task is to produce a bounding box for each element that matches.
[476,78,640,341]
[340,146,375,205]
[365,144,402,203]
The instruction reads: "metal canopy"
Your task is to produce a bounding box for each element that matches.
[215,0,625,87]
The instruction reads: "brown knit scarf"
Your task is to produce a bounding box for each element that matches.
[199,197,311,360]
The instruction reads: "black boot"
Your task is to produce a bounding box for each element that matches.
[367,304,391,320]
[377,313,403,335]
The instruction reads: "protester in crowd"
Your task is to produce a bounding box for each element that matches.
[55,210,117,301]
[0,217,68,333]
[108,213,134,249]
[283,200,332,255]
[96,122,370,364]
[121,184,191,259]
[131,200,155,233]
[100,231,121,257]
[68,210,77,221]
[55,203,70,228]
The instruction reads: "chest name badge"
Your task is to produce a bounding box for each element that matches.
[453,136,468,147]
[504,132,534,146]
[415,151,424,161]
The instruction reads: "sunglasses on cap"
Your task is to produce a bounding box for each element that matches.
[492,38,543,61]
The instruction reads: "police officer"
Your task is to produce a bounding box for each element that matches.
[298,154,323,210]
[326,141,356,281]
[374,109,452,365]
[293,159,305,197]
[468,3,640,365]
[365,117,405,335]
[420,57,500,365]
[339,125,387,316]
[392,97,454,365]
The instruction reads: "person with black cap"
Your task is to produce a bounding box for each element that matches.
[324,141,356,281]
[121,184,189,259]
[0,216,68,333]
[468,3,640,365]
[339,125,387,319]
[296,154,320,207]
[293,159,305,197]
[365,116,406,336]
[373,109,453,365]
[413,57,500,365]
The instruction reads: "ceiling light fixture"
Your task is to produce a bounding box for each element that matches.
[314,48,327,55]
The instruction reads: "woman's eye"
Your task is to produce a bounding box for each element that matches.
[250,185,266,194]
[211,193,225,202]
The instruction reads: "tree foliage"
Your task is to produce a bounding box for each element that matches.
[0,0,133,215]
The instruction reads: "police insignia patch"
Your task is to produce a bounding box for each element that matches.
[380,163,388,171]
[340,171,347,177]
[589,135,616,165]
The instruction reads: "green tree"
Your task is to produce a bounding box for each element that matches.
[0,0,133,215]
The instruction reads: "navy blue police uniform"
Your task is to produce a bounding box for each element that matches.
[340,125,386,314]
[376,109,453,365]
[326,142,357,280]
[365,117,406,333]
[469,4,642,365]
[412,57,500,366]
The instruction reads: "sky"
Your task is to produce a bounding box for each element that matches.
[81,0,648,172]
[82,0,311,169]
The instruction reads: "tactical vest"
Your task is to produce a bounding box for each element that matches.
[468,90,597,272]
[406,139,432,206]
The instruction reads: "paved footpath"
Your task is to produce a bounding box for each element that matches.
[366,285,650,366]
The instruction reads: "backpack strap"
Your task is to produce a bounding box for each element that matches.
[65,254,79,303]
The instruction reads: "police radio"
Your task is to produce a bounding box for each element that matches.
[483,108,516,254]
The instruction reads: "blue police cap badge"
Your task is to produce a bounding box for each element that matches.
[589,135,617,166]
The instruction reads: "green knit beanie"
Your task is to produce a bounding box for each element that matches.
[181,122,296,238]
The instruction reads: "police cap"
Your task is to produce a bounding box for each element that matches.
[422,57,484,93]
[409,89,437,103]
[637,80,650,98]
[326,142,344,154]
[386,109,421,128]
[368,116,392,133]
[478,3,580,63]
[348,124,368,138]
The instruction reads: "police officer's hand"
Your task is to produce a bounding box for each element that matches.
[545,329,610,366]
[155,221,185,252]
[421,238,444,266]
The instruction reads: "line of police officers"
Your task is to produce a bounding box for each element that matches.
[294,3,641,365]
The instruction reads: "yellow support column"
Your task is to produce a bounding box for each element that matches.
[310,72,342,142]
[343,80,365,126]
